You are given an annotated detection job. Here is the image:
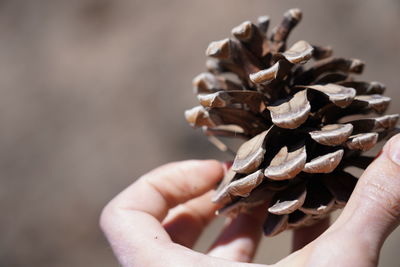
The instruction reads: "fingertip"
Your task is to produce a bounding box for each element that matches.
[202,159,226,174]
[184,159,225,183]
[179,159,224,173]
[150,159,224,182]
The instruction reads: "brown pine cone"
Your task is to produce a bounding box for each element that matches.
[184,8,399,236]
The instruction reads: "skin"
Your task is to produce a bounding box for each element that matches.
[100,134,400,267]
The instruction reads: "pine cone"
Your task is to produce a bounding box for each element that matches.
[184,8,399,236]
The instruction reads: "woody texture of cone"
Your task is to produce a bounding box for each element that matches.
[184,8,399,236]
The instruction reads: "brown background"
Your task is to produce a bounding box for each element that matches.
[1,0,400,266]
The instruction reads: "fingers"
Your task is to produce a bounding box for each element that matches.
[332,133,400,251]
[163,190,222,248]
[107,160,224,220]
[291,217,330,252]
[100,160,224,266]
[161,162,232,248]
[207,204,268,263]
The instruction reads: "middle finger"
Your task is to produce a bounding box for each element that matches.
[163,190,222,248]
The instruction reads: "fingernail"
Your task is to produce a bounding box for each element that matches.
[388,134,400,166]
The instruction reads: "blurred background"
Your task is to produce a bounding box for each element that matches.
[1,0,399,266]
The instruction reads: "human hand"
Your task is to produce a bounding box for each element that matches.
[100,134,400,267]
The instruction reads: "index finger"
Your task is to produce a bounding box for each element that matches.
[108,160,223,220]
[99,160,224,264]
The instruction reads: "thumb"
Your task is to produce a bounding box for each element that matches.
[333,133,400,251]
